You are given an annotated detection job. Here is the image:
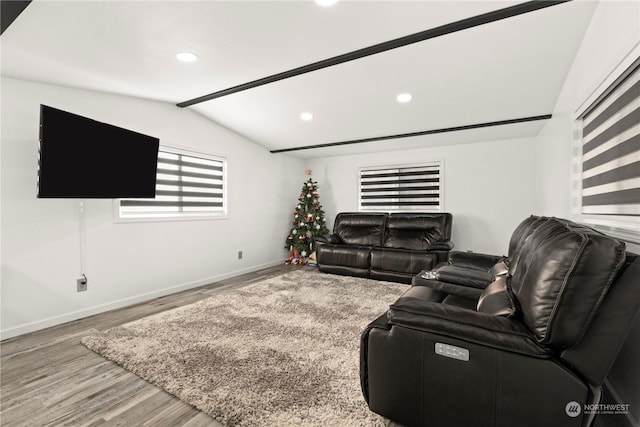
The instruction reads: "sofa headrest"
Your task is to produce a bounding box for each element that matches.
[383,213,452,250]
[333,212,387,246]
[507,215,547,259]
[510,218,626,349]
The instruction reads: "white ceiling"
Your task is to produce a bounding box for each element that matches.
[1,0,598,158]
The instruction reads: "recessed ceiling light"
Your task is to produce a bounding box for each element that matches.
[396,93,413,103]
[315,0,338,6]
[300,112,314,121]
[176,52,198,62]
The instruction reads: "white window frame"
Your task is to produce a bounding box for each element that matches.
[114,145,228,223]
[358,160,444,212]
[572,49,640,248]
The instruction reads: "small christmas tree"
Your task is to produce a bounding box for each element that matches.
[285,170,329,265]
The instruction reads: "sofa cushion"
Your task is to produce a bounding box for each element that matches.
[476,276,517,318]
[383,214,452,250]
[333,213,387,246]
[316,243,371,269]
[511,218,626,349]
[442,294,478,310]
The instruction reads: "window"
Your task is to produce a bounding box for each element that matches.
[576,56,639,243]
[119,147,226,220]
[359,161,442,211]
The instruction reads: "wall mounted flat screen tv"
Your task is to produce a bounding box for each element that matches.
[38,105,160,198]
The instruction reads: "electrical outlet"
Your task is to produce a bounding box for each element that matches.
[77,276,87,292]
[238,250,243,260]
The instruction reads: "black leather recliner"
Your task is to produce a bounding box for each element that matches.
[316,212,454,284]
[360,217,639,427]
[429,215,548,291]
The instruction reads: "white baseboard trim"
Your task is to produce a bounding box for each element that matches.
[0,260,284,341]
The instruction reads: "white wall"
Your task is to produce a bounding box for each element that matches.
[1,78,303,339]
[534,0,640,220]
[533,3,640,420]
[306,136,538,255]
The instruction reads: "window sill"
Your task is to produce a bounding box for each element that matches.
[579,215,640,247]
[114,212,229,224]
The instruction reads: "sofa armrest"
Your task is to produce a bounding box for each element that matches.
[432,266,492,290]
[360,312,390,403]
[447,251,503,271]
[388,292,549,358]
[429,240,454,251]
[315,233,342,244]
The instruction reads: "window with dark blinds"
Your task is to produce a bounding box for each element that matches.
[359,162,442,211]
[579,59,639,216]
[119,149,226,219]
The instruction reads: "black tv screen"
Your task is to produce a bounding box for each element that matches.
[38,105,159,198]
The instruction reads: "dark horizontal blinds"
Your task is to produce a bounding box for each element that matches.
[120,150,225,218]
[359,163,441,211]
[580,59,640,216]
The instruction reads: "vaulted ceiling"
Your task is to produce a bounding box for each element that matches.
[1,1,598,158]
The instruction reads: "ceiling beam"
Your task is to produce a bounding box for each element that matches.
[176,0,570,108]
[269,114,552,153]
[1,0,32,35]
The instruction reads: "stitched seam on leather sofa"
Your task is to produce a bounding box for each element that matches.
[544,234,586,346]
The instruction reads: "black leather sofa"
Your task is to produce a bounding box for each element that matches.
[315,212,454,284]
[360,217,639,427]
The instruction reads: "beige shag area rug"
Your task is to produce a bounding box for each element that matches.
[81,269,407,426]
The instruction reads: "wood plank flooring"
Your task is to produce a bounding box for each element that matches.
[1,264,297,427]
